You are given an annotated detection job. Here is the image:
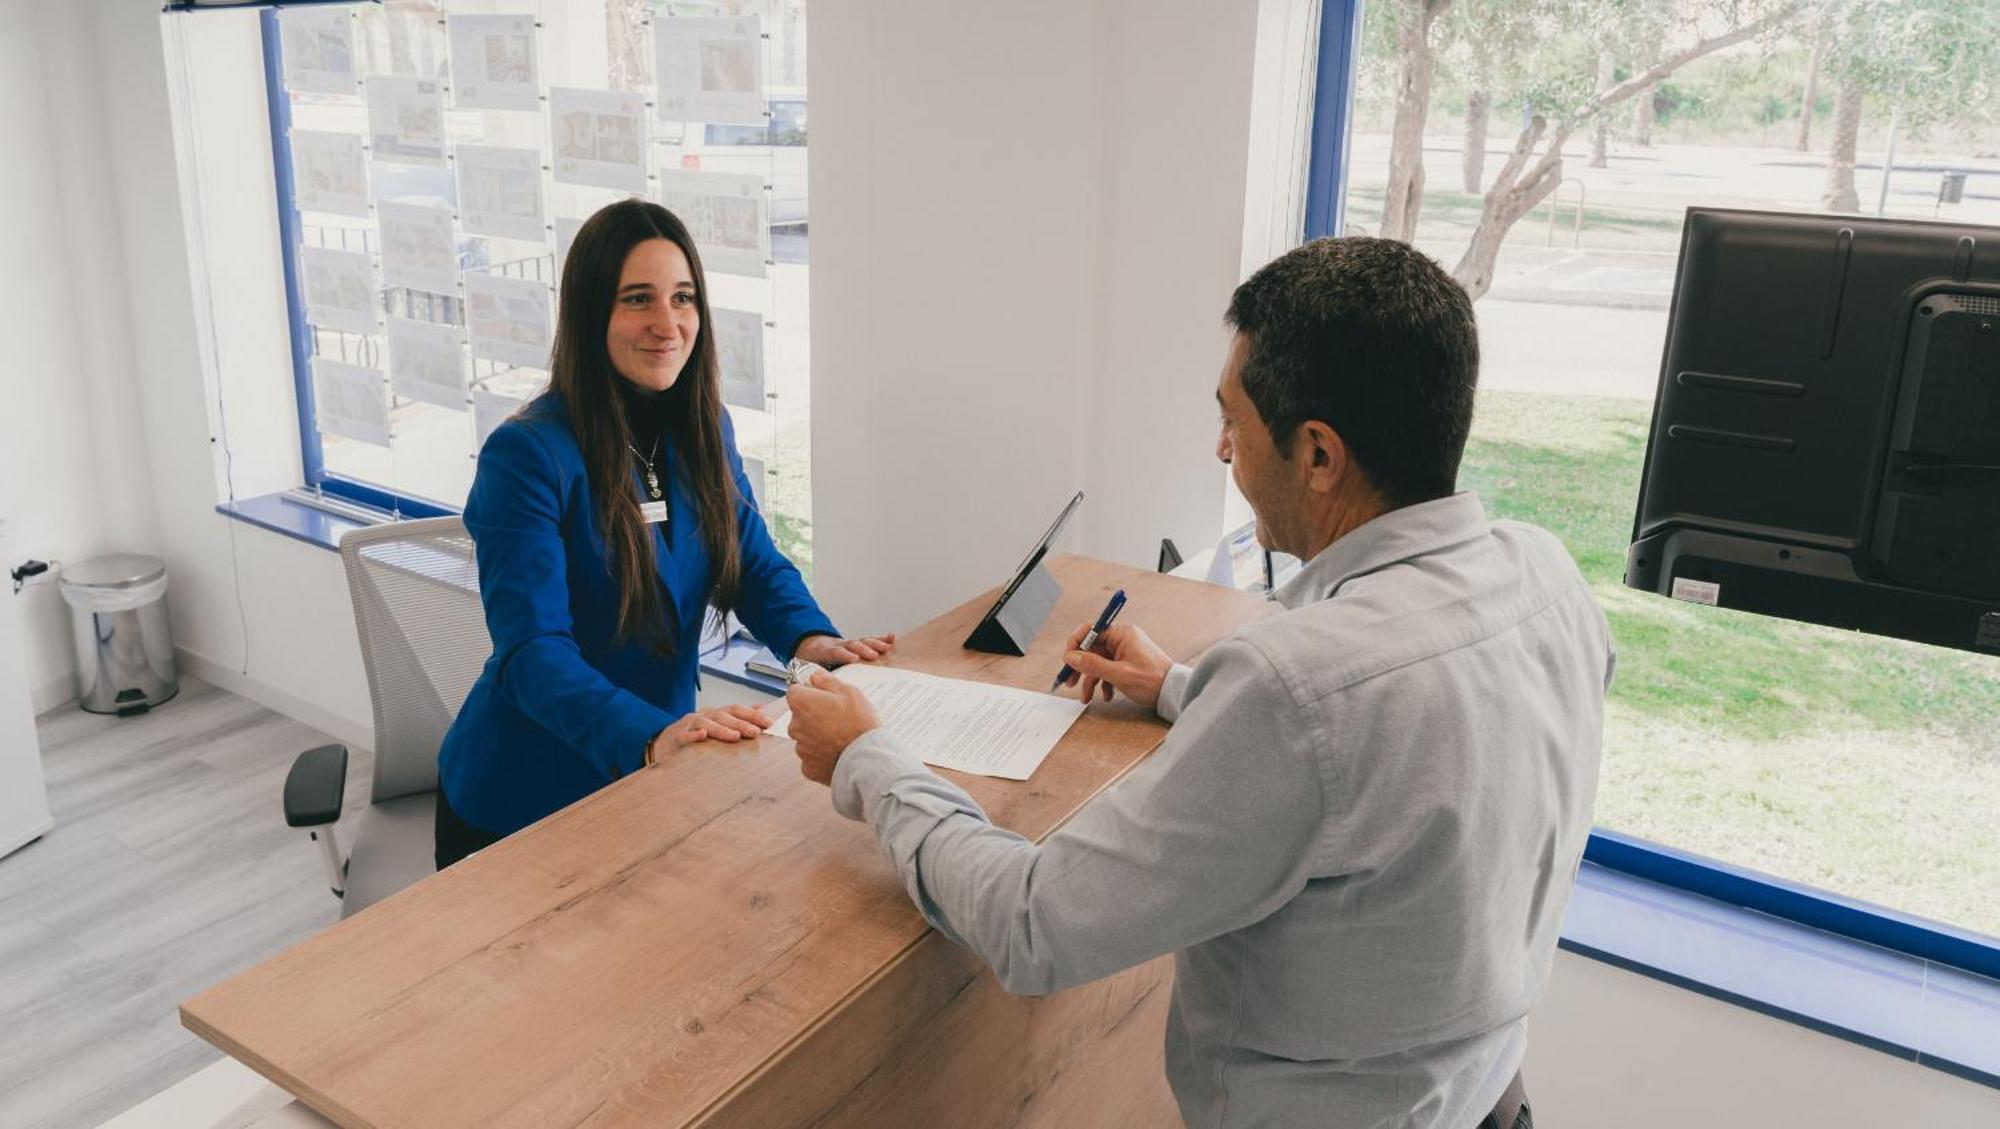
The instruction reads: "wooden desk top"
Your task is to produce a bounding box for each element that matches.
[181,555,1273,1128]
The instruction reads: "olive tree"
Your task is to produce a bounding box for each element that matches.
[1818,0,2000,214]
[1442,0,1806,299]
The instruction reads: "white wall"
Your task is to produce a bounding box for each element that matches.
[1226,0,1323,536]
[1529,951,2000,1127]
[1240,0,1318,287]
[0,1,370,745]
[808,0,1261,634]
[156,10,307,502]
[0,0,159,713]
[129,3,370,747]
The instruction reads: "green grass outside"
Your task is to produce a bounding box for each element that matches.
[769,510,813,585]
[1461,390,2000,936]
[746,414,815,586]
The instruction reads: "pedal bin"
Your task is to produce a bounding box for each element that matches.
[59,554,179,715]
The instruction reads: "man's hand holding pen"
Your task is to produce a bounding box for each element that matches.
[1056,621,1174,710]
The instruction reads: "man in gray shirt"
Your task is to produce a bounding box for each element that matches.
[786,238,1613,1128]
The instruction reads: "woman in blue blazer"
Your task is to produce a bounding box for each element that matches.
[436,199,892,867]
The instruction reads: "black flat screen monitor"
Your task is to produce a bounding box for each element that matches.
[1626,207,2000,656]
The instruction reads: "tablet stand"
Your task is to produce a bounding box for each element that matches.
[963,556,1061,655]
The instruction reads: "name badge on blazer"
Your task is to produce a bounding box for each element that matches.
[640,500,669,525]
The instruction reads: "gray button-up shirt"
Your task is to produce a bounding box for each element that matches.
[831,493,1613,1127]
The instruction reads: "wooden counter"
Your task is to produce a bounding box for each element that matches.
[181,555,1273,1127]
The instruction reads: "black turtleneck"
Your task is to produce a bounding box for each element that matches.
[617,381,683,499]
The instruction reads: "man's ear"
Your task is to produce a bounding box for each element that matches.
[1299,421,1345,494]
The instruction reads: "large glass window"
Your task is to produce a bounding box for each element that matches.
[1342,0,2000,937]
[270,0,816,576]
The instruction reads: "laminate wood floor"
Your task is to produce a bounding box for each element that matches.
[0,677,373,1129]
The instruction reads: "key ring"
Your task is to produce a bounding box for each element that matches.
[785,659,827,687]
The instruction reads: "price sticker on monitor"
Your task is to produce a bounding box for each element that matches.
[1670,577,1720,606]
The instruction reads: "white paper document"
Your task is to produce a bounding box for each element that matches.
[553,215,584,277]
[464,272,552,369]
[455,144,546,242]
[712,306,766,409]
[656,169,768,278]
[654,16,765,125]
[377,201,459,295]
[367,76,447,166]
[279,8,357,97]
[290,130,369,218]
[387,316,466,410]
[549,88,648,193]
[471,388,525,447]
[448,13,540,112]
[311,358,391,447]
[300,246,378,336]
[770,665,1086,781]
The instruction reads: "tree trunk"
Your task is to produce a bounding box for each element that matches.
[1632,9,1664,147]
[1795,19,1827,152]
[608,0,650,90]
[1451,2,1804,301]
[1453,163,1565,300]
[1632,88,1657,147]
[1588,49,1616,168]
[1381,0,1451,242]
[1462,89,1491,194]
[1821,73,1863,212]
[1454,117,1570,300]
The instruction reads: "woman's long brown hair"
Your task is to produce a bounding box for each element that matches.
[548,199,740,649]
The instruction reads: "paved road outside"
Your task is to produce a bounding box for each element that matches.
[1345,133,2000,401]
[1347,134,2000,238]
[1477,298,1668,401]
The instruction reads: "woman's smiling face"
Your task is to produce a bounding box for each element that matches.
[605,238,701,393]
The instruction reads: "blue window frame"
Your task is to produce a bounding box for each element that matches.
[255,2,808,532]
[250,0,812,588]
[1302,0,1364,241]
[259,6,451,521]
[1298,0,2000,991]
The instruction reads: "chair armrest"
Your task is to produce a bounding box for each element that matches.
[284,744,349,828]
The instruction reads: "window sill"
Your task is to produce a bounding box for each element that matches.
[218,492,789,695]
[1561,860,2000,1088]
[217,492,373,551]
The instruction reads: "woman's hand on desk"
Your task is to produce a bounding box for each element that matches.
[648,705,772,763]
[793,632,898,666]
[1061,623,1172,709]
[785,672,882,785]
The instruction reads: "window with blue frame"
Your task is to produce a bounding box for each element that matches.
[264,0,818,576]
[1309,0,2000,958]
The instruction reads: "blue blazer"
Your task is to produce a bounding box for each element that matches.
[438,392,836,836]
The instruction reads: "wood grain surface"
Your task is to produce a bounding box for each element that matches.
[181,556,1272,1128]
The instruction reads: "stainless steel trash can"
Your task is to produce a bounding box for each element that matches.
[59,554,178,716]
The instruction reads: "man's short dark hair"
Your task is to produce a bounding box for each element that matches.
[1224,237,1479,508]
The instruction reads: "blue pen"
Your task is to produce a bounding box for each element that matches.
[1053,589,1127,692]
